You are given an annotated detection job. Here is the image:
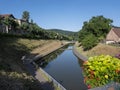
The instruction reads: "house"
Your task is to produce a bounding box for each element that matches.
[0,14,16,33]
[106,27,120,44]
[15,19,27,26]
[0,14,28,34]
[0,14,15,19]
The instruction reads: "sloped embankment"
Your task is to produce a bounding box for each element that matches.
[0,37,62,90]
[75,42,120,57]
[29,40,65,61]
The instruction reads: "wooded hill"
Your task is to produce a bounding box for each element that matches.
[47,29,78,40]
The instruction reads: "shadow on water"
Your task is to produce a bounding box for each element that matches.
[35,44,69,68]
[77,57,84,67]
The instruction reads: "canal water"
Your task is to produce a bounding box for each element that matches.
[35,45,87,90]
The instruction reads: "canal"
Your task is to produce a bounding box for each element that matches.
[35,45,87,90]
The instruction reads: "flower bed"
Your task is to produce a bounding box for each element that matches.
[115,54,120,59]
[83,55,120,89]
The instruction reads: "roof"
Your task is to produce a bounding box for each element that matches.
[112,27,120,37]
[0,14,15,19]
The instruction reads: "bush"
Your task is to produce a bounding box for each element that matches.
[83,55,120,88]
[81,34,98,50]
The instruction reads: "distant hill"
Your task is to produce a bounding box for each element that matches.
[47,29,78,37]
[47,29,76,35]
[46,29,78,40]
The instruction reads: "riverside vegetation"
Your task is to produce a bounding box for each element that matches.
[1,10,120,90]
[78,15,113,51]
[77,15,120,89]
[0,10,77,90]
[83,55,120,88]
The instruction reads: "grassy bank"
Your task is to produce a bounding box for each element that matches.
[75,42,120,58]
[0,36,56,90]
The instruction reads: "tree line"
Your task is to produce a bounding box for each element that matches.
[0,11,71,40]
[0,11,114,44]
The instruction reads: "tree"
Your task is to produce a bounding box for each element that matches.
[3,17,13,33]
[22,11,30,22]
[20,22,29,30]
[30,19,33,24]
[79,15,113,50]
[0,16,2,25]
[81,34,98,51]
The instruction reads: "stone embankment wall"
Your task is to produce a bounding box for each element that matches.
[73,44,88,61]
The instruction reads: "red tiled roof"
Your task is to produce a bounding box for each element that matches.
[112,27,120,38]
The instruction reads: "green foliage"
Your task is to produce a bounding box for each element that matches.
[20,22,29,30]
[3,17,18,27]
[81,34,98,51]
[2,17,19,32]
[83,55,120,88]
[79,15,113,50]
[0,16,3,25]
[0,11,71,40]
[22,11,30,22]
[47,29,78,40]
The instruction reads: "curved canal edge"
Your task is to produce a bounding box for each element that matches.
[31,41,75,62]
[31,60,67,90]
[73,42,88,61]
[39,44,88,90]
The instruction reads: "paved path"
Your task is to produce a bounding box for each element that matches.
[35,69,55,90]
[24,60,55,90]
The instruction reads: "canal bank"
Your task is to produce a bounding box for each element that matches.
[35,44,88,90]
[24,41,71,90]
[73,43,120,90]
[24,40,70,62]
[73,45,88,61]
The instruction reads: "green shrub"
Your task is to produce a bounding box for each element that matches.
[83,55,120,88]
[81,34,98,50]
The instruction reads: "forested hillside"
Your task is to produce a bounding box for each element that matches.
[47,29,78,40]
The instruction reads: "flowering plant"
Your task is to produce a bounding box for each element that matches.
[83,55,120,89]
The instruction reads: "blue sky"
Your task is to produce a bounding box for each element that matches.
[0,0,120,31]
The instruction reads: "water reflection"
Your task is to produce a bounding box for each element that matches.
[35,45,69,68]
[35,45,87,90]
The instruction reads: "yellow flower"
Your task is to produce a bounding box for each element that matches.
[105,75,108,79]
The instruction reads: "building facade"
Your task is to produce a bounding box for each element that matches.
[106,27,120,44]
